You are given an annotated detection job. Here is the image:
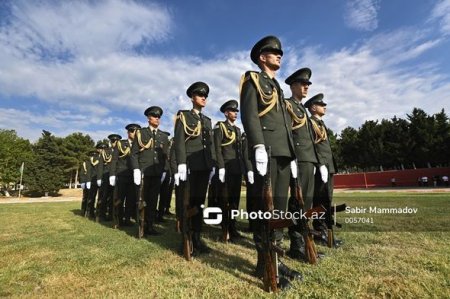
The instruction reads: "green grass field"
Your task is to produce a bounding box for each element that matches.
[0,192,449,298]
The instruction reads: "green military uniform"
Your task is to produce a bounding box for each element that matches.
[87,143,105,218]
[110,125,140,226]
[284,68,321,258]
[174,81,216,254]
[157,134,173,222]
[305,94,341,247]
[98,134,121,221]
[131,107,170,235]
[240,36,300,288]
[80,151,95,215]
[213,99,244,240]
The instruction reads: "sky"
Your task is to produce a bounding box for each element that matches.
[0,0,450,143]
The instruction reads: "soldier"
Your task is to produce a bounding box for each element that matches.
[240,35,301,290]
[174,81,216,255]
[131,106,170,236]
[305,93,342,247]
[87,143,105,219]
[110,124,140,227]
[284,68,322,260]
[214,99,244,242]
[79,150,95,215]
[98,134,121,221]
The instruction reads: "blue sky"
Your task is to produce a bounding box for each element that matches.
[1,0,449,142]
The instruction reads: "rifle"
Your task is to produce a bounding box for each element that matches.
[261,147,278,293]
[293,176,324,264]
[220,179,230,243]
[180,170,198,261]
[136,173,146,239]
[112,181,120,229]
[95,188,102,223]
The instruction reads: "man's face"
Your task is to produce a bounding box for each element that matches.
[260,51,281,71]
[147,115,160,128]
[127,129,136,140]
[225,110,238,122]
[311,104,327,117]
[191,93,207,108]
[291,82,310,99]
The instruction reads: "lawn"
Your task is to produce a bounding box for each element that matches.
[0,192,449,298]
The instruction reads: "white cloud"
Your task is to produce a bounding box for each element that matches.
[430,0,450,35]
[281,28,449,135]
[344,0,380,31]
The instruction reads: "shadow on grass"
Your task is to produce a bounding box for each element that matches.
[70,208,259,286]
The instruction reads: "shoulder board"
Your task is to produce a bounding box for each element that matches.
[177,110,189,115]
[214,121,224,129]
[160,130,170,136]
[202,114,211,120]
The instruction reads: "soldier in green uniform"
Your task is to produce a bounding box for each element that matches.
[110,124,140,226]
[98,134,121,221]
[174,81,216,255]
[240,35,301,289]
[87,143,105,219]
[80,150,95,215]
[214,99,244,241]
[284,68,322,260]
[305,94,342,247]
[131,107,170,236]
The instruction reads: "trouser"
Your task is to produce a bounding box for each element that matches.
[188,170,210,232]
[218,171,242,232]
[116,175,136,222]
[81,188,89,214]
[87,178,99,217]
[143,175,161,228]
[312,173,334,231]
[207,173,219,208]
[252,156,291,246]
[158,174,174,216]
[99,173,113,218]
[288,161,316,252]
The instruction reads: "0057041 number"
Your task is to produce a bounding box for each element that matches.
[344,217,374,224]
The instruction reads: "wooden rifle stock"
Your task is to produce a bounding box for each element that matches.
[136,174,146,239]
[181,172,195,261]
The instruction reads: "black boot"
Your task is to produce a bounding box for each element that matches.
[193,232,211,254]
[254,250,264,278]
[278,261,303,282]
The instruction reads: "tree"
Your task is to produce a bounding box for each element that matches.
[0,130,34,192]
[23,130,66,196]
[61,133,95,187]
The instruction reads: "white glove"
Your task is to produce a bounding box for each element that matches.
[133,169,141,185]
[255,146,268,176]
[174,173,180,186]
[80,183,86,189]
[161,172,166,183]
[290,160,298,179]
[218,168,225,183]
[319,165,329,183]
[247,171,254,185]
[97,179,102,187]
[86,182,91,189]
[209,167,216,184]
[109,176,116,186]
[178,164,187,182]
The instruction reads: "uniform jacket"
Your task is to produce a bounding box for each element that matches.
[213,121,244,174]
[285,97,319,163]
[240,71,295,159]
[130,127,170,176]
[174,109,216,171]
[310,115,337,174]
[110,139,134,177]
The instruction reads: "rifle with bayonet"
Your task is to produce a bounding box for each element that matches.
[136,173,146,239]
[220,179,230,243]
